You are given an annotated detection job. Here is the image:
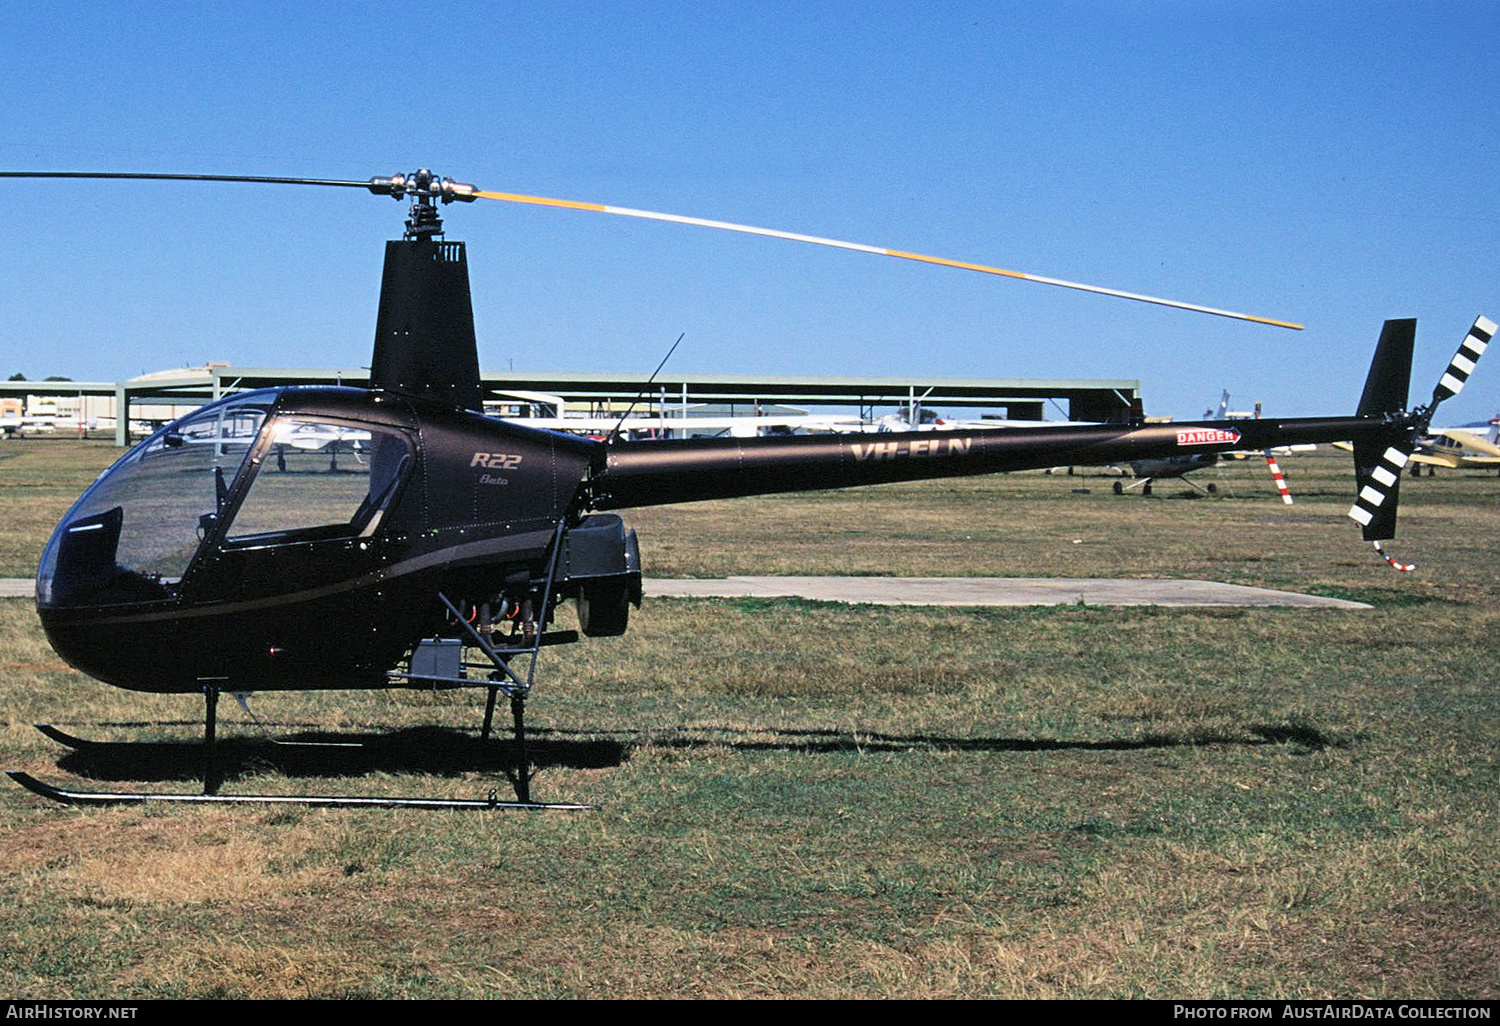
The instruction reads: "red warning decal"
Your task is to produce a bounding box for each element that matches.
[1175,427,1241,446]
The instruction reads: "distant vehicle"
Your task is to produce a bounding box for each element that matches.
[1113,392,1237,495]
[1370,419,1500,476]
[1112,448,1227,496]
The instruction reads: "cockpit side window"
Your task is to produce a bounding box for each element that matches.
[224,420,412,544]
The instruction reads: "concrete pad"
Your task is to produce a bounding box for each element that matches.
[0,576,1370,609]
[645,577,1371,610]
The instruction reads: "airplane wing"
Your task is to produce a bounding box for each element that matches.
[1223,443,1315,460]
[1408,450,1463,469]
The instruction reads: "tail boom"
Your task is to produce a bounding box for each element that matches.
[592,416,1399,511]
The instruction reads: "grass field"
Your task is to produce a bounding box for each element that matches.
[0,439,1496,998]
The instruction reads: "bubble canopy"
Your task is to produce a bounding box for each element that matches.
[36,389,413,609]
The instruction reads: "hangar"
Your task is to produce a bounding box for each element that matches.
[0,364,1141,445]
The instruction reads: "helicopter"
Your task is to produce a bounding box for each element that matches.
[1,169,1489,809]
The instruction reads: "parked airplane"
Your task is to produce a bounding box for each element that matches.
[1340,419,1500,476]
[1112,392,1307,497]
[1414,428,1500,473]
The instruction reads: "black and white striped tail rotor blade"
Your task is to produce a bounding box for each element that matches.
[1348,441,1417,571]
[1431,315,1495,407]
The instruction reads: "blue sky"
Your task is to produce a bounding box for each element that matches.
[2,1,1496,420]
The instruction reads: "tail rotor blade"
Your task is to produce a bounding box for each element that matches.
[1431,315,1495,408]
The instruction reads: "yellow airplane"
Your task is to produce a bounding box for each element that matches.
[1411,423,1500,473]
[1336,418,1500,475]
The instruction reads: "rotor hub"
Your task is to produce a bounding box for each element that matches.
[366,169,479,240]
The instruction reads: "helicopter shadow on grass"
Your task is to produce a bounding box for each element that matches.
[44,719,1340,788]
[644,722,1344,756]
[47,724,627,787]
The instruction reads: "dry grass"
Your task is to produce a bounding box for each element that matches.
[0,442,1496,998]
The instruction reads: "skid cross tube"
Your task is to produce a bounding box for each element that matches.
[6,771,591,810]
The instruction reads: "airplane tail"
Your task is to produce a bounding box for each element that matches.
[1347,316,1494,561]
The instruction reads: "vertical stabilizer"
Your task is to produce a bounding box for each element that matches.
[1356,318,1415,418]
[1348,319,1417,541]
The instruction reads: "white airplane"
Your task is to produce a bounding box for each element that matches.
[273,421,373,451]
[1114,391,1307,498]
[482,389,867,438]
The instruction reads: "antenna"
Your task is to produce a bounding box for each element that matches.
[606,333,686,445]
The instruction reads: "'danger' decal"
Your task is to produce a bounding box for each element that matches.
[1175,428,1240,446]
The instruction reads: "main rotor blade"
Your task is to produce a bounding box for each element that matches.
[3,170,1303,328]
[474,188,1304,330]
[0,171,372,189]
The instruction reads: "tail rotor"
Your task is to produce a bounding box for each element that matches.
[1347,315,1494,570]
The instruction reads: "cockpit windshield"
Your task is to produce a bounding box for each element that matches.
[36,392,272,607]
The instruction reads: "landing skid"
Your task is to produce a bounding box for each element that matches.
[6,770,591,810]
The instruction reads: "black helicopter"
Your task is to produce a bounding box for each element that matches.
[2,169,1489,809]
